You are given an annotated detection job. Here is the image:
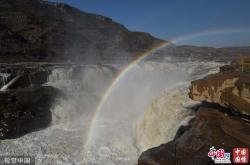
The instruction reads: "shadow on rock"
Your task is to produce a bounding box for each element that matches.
[0,86,63,140]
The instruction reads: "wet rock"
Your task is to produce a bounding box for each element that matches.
[0,86,62,139]
[138,108,250,165]
[8,71,49,89]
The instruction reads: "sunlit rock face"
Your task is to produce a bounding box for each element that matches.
[189,74,239,104]
[189,71,250,115]
[234,78,250,101]
[222,75,250,115]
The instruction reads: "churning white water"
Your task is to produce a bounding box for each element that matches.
[134,84,195,152]
[0,60,223,165]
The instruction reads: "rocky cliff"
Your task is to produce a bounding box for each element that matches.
[1,0,250,64]
[138,107,250,165]
[138,58,250,165]
[189,58,250,115]
[149,45,250,62]
[0,0,165,63]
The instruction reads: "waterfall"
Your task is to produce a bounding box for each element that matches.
[134,84,196,152]
[0,72,11,90]
[0,75,22,91]
[0,61,223,165]
[48,68,74,82]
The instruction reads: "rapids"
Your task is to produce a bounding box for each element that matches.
[0,60,223,165]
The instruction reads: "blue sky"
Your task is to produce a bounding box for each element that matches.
[50,0,250,47]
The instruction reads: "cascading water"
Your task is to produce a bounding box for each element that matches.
[0,65,116,165]
[0,60,224,165]
[0,73,10,86]
[134,84,195,152]
[82,61,223,165]
[0,72,18,91]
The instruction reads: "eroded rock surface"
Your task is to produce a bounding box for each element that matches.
[189,59,250,115]
[138,108,250,165]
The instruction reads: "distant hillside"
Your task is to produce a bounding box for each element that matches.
[0,0,164,63]
[0,0,250,64]
[149,45,250,62]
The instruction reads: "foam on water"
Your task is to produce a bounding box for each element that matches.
[0,66,115,165]
[134,84,196,152]
[0,61,223,165]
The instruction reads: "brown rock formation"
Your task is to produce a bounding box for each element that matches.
[138,108,250,165]
[189,61,250,115]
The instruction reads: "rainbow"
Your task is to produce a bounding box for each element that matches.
[171,28,250,44]
[82,41,170,155]
[82,28,250,155]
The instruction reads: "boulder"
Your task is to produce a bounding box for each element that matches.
[0,86,62,139]
[138,108,250,165]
